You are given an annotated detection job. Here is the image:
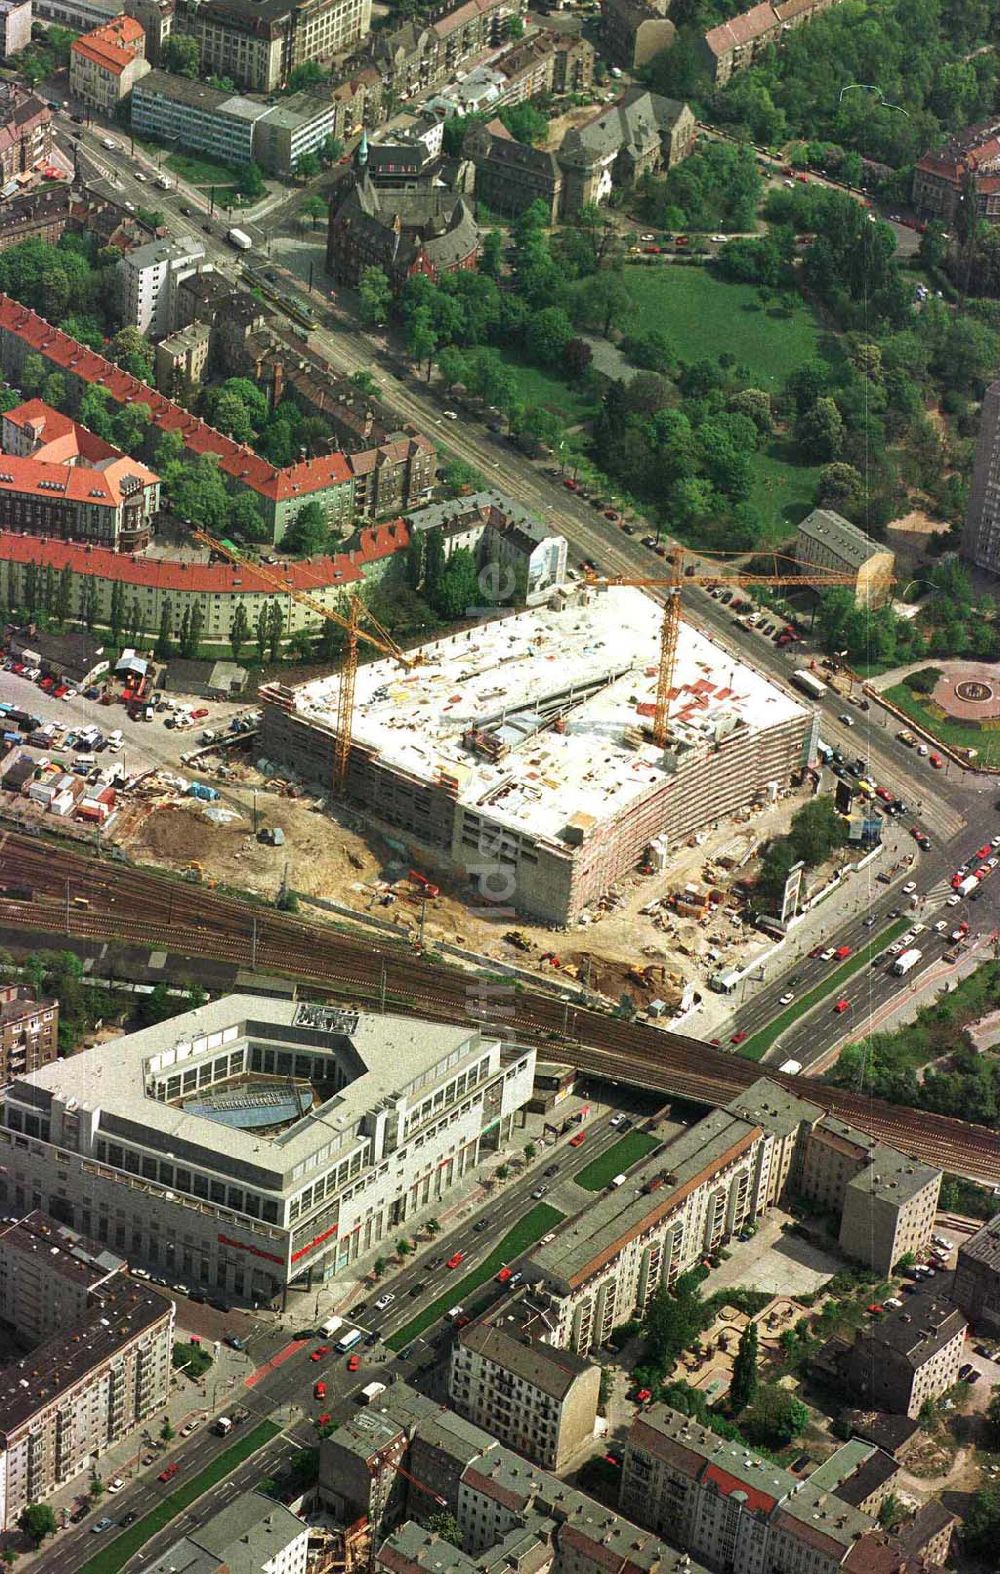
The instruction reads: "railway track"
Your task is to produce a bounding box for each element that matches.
[4,833,1000,1185]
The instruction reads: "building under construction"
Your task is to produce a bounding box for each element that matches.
[260,587,816,925]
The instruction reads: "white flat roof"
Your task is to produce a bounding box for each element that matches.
[292,587,807,846]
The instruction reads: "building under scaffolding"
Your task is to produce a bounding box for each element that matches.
[261,587,816,925]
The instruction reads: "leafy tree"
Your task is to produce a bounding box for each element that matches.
[284,500,328,556]
[644,1276,706,1372]
[358,267,392,326]
[161,35,200,76]
[295,152,321,180]
[236,162,266,200]
[424,1513,462,1547]
[287,60,327,91]
[728,389,772,436]
[432,547,480,620]
[256,603,269,662]
[266,599,284,662]
[300,193,327,228]
[230,602,250,661]
[164,454,231,532]
[965,1487,1000,1556]
[155,601,173,660]
[441,458,484,493]
[19,352,46,397]
[741,1385,808,1449]
[796,396,845,461]
[480,229,503,278]
[817,462,864,514]
[229,491,270,544]
[81,577,99,631]
[406,307,438,378]
[574,271,634,337]
[41,371,67,409]
[19,1505,57,1546]
[110,326,155,382]
[54,565,72,626]
[729,1320,758,1413]
[161,1417,175,1442]
[499,101,549,145]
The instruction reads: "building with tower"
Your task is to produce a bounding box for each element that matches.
[326,131,480,290]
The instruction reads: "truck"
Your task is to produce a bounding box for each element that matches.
[892,947,922,977]
[359,1381,387,1405]
[187,782,220,802]
[791,669,828,701]
[335,1327,363,1354]
[227,227,253,251]
[320,1315,344,1339]
[214,1416,233,1436]
[155,175,174,190]
[957,875,979,898]
[778,1059,802,1075]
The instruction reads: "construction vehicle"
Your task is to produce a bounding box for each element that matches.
[584,551,868,747]
[193,531,416,792]
[409,869,440,899]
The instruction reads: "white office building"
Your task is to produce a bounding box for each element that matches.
[117,234,208,338]
[0,997,535,1304]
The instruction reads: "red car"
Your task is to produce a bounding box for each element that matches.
[730,1030,748,1045]
[635,1388,652,1403]
[809,945,825,958]
[867,1303,884,1316]
[347,1354,361,1371]
[604,509,620,521]
[310,1345,331,1361]
[455,1315,471,1328]
[835,945,852,960]
[977,845,991,860]
[568,1131,586,1148]
[876,787,893,803]
[317,1411,332,1425]
[563,478,578,491]
[497,1266,513,1283]
[643,245,660,254]
[158,1462,180,1483]
[191,708,209,720]
[796,172,808,183]
[446,1252,465,1269]
[834,998,851,1014]
[929,753,943,768]
[314,1380,327,1400]
[952,874,964,889]
[978,867,990,880]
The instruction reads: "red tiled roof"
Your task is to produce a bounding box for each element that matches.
[0,518,409,595]
[0,452,156,507]
[5,398,123,466]
[702,1462,777,1516]
[0,296,362,505]
[704,2,780,55]
[71,16,146,76]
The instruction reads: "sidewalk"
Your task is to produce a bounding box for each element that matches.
[23,1337,252,1548]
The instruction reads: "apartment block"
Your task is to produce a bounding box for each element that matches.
[172,0,371,94]
[70,14,150,112]
[913,119,1000,224]
[0,983,57,1083]
[620,1405,942,1574]
[154,319,210,395]
[963,378,1000,573]
[0,998,535,1302]
[953,1211,1000,1335]
[525,1109,766,1354]
[0,86,50,183]
[800,1118,940,1276]
[145,1491,309,1574]
[843,1293,967,1418]
[0,1209,123,1344]
[450,1312,599,1470]
[0,1217,172,1529]
[795,508,895,608]
[131,69,341,175]
[726,1077,823,1211]
[0,0,32,58]
[123,0,174,63]
[117,233,209,338]
[0,397,160,551]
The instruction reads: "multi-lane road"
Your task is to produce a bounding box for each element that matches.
[34,1108,634,1573]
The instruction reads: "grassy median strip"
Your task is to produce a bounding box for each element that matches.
[387,1203,563,1351]
[78,1420,281,1574]
[739,918,912,1063]
[574,1131,660,1191]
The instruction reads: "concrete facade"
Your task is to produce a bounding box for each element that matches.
[953,1212,1000,1335]
[795,508,895,609]
[600,0,674,71]
[144,1492,309,1574]
[0,1218,172,1529]
[843,1293,967,1418]
[154,318,211,394]
[963,378,1000,573]
[0,984,57,1085]
[117,233,208,338]
[131,69,342,175]
[450,1317,599,1469]
[172,0,372,93]
[0,998,535,1302]
[800,1118,940,1277]
[0,0,32,58]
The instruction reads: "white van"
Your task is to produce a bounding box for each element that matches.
[107,730,123,750]
[610,1174,627,1187]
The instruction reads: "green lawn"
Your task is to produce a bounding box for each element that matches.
[749,441,825,545]
[622,266,821,391]
[739,917,912,1062]
[505,360,599,426]
[166,151,238,187]
[78,1421,281,1574]
[387,1203,562,1351]
[883,682,995,756]
[574,1131,660,1190]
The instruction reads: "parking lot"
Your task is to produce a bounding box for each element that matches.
[0,667,250,780]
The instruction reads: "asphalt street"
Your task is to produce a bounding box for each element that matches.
[32,1110,635,1571]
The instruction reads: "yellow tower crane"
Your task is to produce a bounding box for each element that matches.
[586,549,870,747]
[192,530,415,791]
